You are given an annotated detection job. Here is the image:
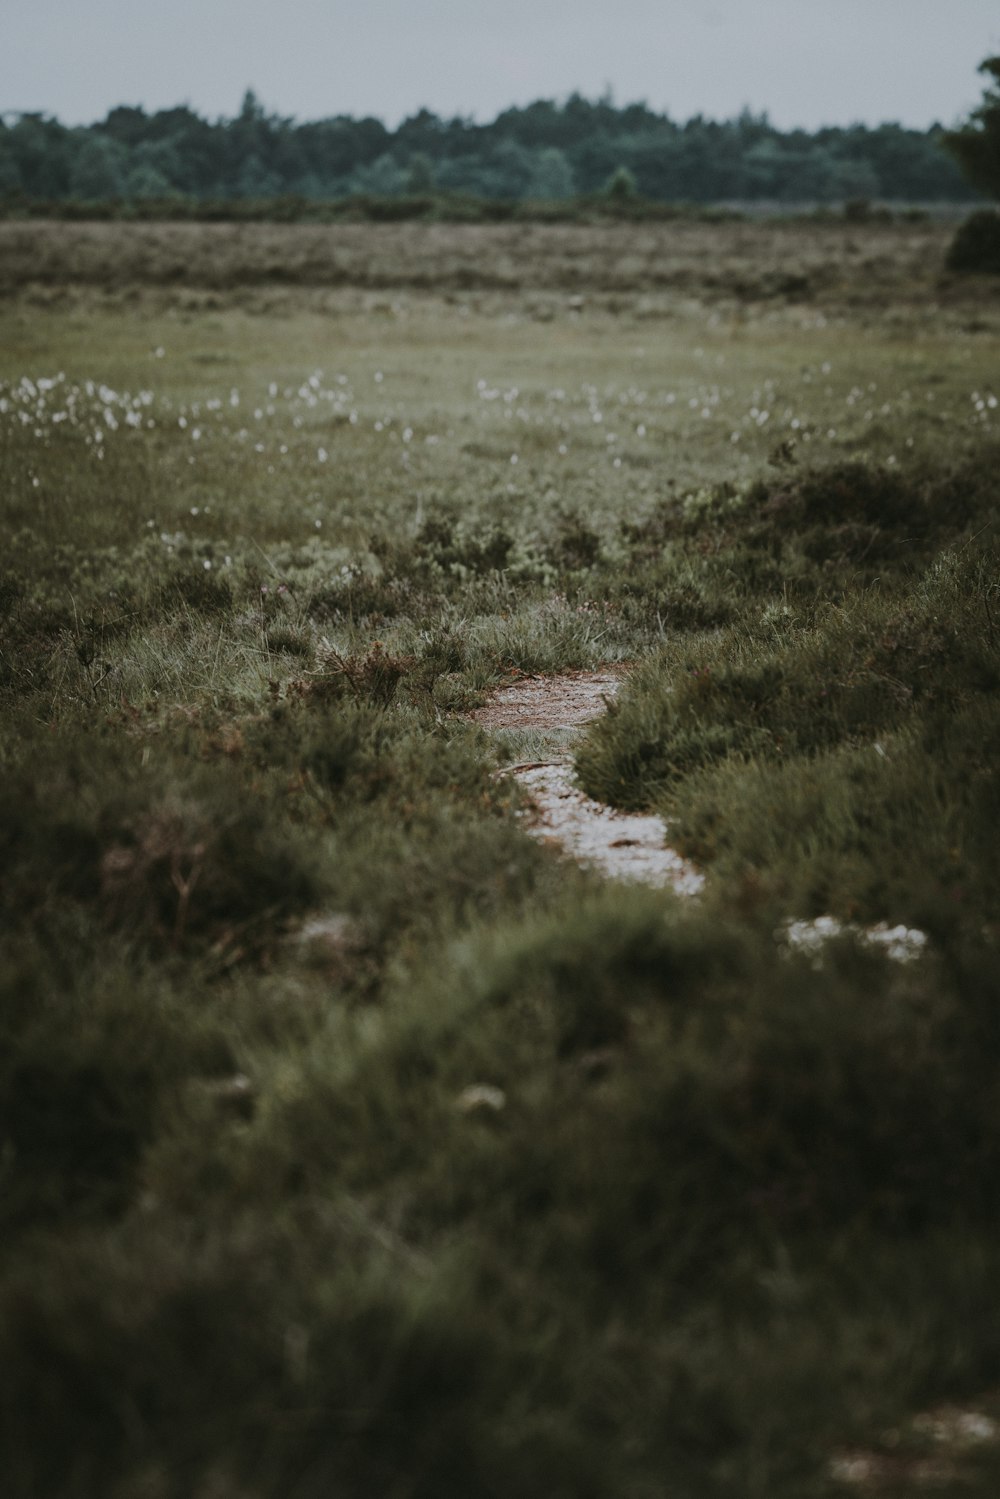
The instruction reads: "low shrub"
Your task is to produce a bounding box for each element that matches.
[946,209,1000,273]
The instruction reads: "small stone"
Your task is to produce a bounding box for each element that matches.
[956,1411,998,1443]
[294,913,364,963]
[456,1084,506,1114]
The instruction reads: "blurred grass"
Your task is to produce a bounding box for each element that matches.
[1,220,999,1498]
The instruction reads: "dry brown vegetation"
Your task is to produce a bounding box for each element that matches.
[0,216,985,310]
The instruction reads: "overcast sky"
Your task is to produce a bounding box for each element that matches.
[3,0,999,130]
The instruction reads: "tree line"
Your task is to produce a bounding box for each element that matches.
[0,90,979,207]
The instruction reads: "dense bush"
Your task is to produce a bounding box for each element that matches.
[946,208,1000,272]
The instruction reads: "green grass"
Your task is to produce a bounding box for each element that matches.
[1,223,1000,1498]
[574,463,999,943]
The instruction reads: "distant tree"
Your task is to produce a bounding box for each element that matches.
[237,89,266,128]
[236,153,281,198]
[734,106,772,148]
[100,106,150,149]
[742,138,788,198]
[0,92,979,210]
[569,131,620,194]
[396,109,444,156]
[352,153,407,196]
[0,155,20,195]
[605,164,637,200]
[0,124,21,194]
[405,152,435,194]
[502,99,565,150]
[620,101,659,134]
[138,108,221,195]
[485,139,535,198]
[672,124,720,200]
[621,128,678,198]
[69,133,127,198]
[125,163,174,199]
[528,147,575,200]
[432,156,497,197]
[942,58,1000,274]
[943,56,1000,199]
[7,114,73,197]
[297,117,388,189]
[828,155,880,202]
[563,93,602,142]
[130,138,184,190]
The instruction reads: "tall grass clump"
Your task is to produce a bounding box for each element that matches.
[577,460,999,940]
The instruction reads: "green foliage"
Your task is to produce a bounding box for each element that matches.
[0,720,324,956]
[604,164,638,200]
[405,151,436,195]
[5,887,1000,1496]
[947,207,1000,273]
[527,146,575,200]
[0,93,975,209]
[943,58,1000,271]
[576,461,1000,940]
[943,56,1000,200]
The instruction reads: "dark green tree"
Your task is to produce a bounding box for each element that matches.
[943,56,1000,199]
[351,152,407,196]
[405,152,435,194]
[69,132,127,198]
[0,92,978,209]
[943,58,1000,274]
[5,114,73,197]
[528,147,575,199]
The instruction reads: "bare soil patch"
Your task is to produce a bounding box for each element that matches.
[471,670,702,891]
[469,669,624,732]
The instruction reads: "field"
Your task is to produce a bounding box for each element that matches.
[1,219,999,1498]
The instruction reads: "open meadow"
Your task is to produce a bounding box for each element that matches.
[1,218,1000,1498]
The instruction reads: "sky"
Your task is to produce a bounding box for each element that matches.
[3,0,999,131]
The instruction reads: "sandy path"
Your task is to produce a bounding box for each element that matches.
[511,762,705,893]
[472,671,703,893]
[469,670,623,732]
[473,675,929,959]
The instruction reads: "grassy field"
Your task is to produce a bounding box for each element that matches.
[1,220,999,1498]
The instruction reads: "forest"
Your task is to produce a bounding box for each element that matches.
[0,89,978,207]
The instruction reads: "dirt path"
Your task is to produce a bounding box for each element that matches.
[472,675,928,959]
[472,671,703,894]
[510,762,705,894]
[469,670,623,732]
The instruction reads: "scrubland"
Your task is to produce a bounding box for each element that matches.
[1,219,999,1498]
[0,214,970,302]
